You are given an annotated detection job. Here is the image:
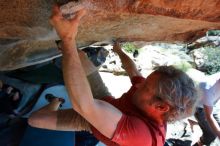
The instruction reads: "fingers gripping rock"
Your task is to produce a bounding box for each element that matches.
[60,2,84,19]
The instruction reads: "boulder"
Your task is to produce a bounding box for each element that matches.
[0,0,220,70]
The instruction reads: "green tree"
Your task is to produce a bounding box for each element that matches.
[122,43,138,53]
[202,46,220,75]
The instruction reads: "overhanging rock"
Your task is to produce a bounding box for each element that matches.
[0,0,220,70]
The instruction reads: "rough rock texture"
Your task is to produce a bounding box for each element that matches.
[0,0,220,70]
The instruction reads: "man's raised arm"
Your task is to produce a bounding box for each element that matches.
[113,42,142,79]
[50,5,122,139]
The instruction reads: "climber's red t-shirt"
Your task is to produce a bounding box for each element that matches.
[91,76,166,146]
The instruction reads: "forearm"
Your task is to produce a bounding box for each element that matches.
[62,41,94,112]
[204,105,220,138]
[28,109,91,132]
[206,115,220,138]
[116,50,141,78]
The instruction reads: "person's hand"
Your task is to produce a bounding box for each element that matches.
[112,41,123,54]
[50,5,86,44]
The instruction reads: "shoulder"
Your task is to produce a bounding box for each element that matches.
[131,76,145,85]
[112,115,152,146]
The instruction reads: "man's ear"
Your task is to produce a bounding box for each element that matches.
[155,102,170,113]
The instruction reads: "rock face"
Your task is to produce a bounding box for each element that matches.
[0,0,220,70]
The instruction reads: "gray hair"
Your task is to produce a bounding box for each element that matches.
[153,66,198,122]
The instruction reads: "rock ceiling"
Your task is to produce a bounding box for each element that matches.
[0,0,220,70]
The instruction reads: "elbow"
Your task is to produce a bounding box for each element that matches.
[28,112,39,127]
[28,111,46,128]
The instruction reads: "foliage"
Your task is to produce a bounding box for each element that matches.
[201,46,220,75]
[173,61,193,72]
[207,30,220,36]
[122,43,138,53]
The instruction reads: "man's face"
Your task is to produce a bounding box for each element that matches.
[133,72,161,117]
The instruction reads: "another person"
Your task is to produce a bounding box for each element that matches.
[193,72,220,146]
[28,5,197,146]
[0,80,22,115]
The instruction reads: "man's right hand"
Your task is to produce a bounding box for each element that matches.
[113,41,123,54]
[50,5,86,47]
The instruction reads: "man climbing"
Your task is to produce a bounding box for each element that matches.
[29,5,198,146]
